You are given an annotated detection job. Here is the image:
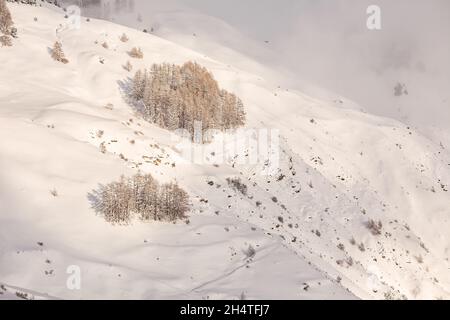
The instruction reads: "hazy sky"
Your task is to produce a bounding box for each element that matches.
[197,0,450,128]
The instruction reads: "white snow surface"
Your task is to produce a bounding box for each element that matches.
[0,3,449,300]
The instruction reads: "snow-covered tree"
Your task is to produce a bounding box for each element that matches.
[129,173,159,221]
[51,41,69,64]
[169,182,190,220]
[93,176,132,224]
[131,69,145,100]
[90,173,190,224]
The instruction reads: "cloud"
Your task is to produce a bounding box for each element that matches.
[272,0,450,127]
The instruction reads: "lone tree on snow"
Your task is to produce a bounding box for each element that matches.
[51,41,69,64]
[0,0,14,36]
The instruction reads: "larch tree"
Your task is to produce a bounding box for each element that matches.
[90,173,190,224]
[0,0,13,35]
[0,0,14,45]
[124,60,133,72]
[127,61,246,142]
[132,69,145,100]
[170,182,190,220]
[94,178,132,225]
[51,41,69,64]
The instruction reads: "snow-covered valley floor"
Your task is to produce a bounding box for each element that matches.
[0,3,449,300]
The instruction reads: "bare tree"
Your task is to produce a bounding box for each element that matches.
[51,41,69,64]
[0,0,13,35]
[93,176,133,225]
[129,47,143,59]
[123,60,133,72]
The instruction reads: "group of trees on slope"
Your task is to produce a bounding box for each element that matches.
[0,0,15,46]
[89,173,190,225]
[128,61,246,142]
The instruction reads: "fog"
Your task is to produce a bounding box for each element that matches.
[64,0,450,129]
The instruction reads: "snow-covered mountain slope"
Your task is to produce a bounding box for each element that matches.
[0,3,449,300]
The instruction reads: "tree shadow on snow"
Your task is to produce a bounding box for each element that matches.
[117,78,147,117]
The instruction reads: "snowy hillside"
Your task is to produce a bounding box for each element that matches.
[0,2,449,300]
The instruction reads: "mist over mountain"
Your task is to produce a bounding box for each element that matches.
[1,1,449,301]
[60,0,450,132]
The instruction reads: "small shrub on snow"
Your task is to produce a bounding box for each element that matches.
[119,33,129,42]
[243,245,256,259]
[123,60,133,72]
[346,257,354,267]
[358,242,366,252]
[128,47,143,59]
[366,219,382,236]
[96,130,104,138]
[0,34,11,46]
[226,177,248,196]
[99,142,106,154]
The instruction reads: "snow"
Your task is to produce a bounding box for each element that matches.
[0,2,449,300]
